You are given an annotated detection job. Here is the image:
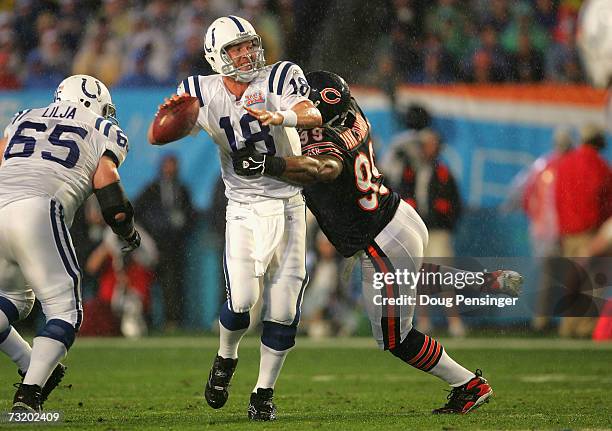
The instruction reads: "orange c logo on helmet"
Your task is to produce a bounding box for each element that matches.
[320,88,341,104]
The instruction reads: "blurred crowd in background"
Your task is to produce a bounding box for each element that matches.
[502,122,611,339]
[0,0,588,90]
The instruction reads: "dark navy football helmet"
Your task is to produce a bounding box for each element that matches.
[306,70,351,126]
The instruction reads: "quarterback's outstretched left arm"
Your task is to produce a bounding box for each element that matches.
[245,100,322,129]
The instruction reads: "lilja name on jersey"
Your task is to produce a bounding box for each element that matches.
[42,105,77,120]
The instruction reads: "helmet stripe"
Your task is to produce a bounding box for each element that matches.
[276,62,294,95]
[227,15,245,32]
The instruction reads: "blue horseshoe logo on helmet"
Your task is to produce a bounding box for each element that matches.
[81,78,101,99]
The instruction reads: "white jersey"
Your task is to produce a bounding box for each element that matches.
[177,61,309,203]
[0,101,129,225]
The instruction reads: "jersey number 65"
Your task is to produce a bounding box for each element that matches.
[4,121,85,169]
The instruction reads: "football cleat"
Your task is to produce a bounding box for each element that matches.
[432,369,493,414]
[204,355,238,409]
[18,363,67,404]
[247,388,277,421]
[482,270,523,297]
[12,383,43,412]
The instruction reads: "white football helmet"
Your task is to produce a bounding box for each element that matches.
[577,0,612,88]
[53,74,117,123]
[204,16,265,82]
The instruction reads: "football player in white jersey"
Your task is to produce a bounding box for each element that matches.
[0,74,140,412]
[147,16,321,421]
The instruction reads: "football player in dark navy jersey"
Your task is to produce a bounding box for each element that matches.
[297,97,400,257]
[232,71,522,414]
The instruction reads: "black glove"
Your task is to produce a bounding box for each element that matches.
[232,147,286,177]
[121,230,141,253]
[232,147,266,176]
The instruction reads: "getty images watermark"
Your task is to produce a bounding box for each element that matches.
[361,256,611,318]
[371,267,518,308]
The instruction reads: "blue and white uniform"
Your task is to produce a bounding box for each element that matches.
[177,61,309,324]
[0,101,129,328]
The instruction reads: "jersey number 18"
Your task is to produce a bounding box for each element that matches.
[219,113,276,155]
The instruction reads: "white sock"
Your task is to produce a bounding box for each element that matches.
[428,350,475,386]
[23,337,67,387]
[217,322,248,359]
[253,343,290,391]
[0,327,31,372]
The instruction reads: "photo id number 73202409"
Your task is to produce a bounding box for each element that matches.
[1,411,63,423]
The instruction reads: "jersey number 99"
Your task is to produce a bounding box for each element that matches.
[354,141,389,211]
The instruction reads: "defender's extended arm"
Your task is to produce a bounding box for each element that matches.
[232,149,342,186]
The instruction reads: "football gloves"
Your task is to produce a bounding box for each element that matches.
[232,147,266,176]
[231,147,286,177]
[121,230,141,254]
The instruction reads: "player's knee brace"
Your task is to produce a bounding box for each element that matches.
[261,321,297,351]
[37,319,76,350]
[219,301,250,331]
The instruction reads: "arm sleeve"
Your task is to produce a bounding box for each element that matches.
[269,62,310,111]
[177,76,207,134]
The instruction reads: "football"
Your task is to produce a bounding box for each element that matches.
[151,95,200,144]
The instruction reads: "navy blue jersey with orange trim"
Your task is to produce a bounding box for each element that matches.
[298,98,400,257]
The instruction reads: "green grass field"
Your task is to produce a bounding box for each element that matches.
[0,336,610,430]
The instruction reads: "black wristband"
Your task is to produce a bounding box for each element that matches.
[264,156,287,177]
[94,181,135,239]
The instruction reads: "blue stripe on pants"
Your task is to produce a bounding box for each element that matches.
[49,200,81,330]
